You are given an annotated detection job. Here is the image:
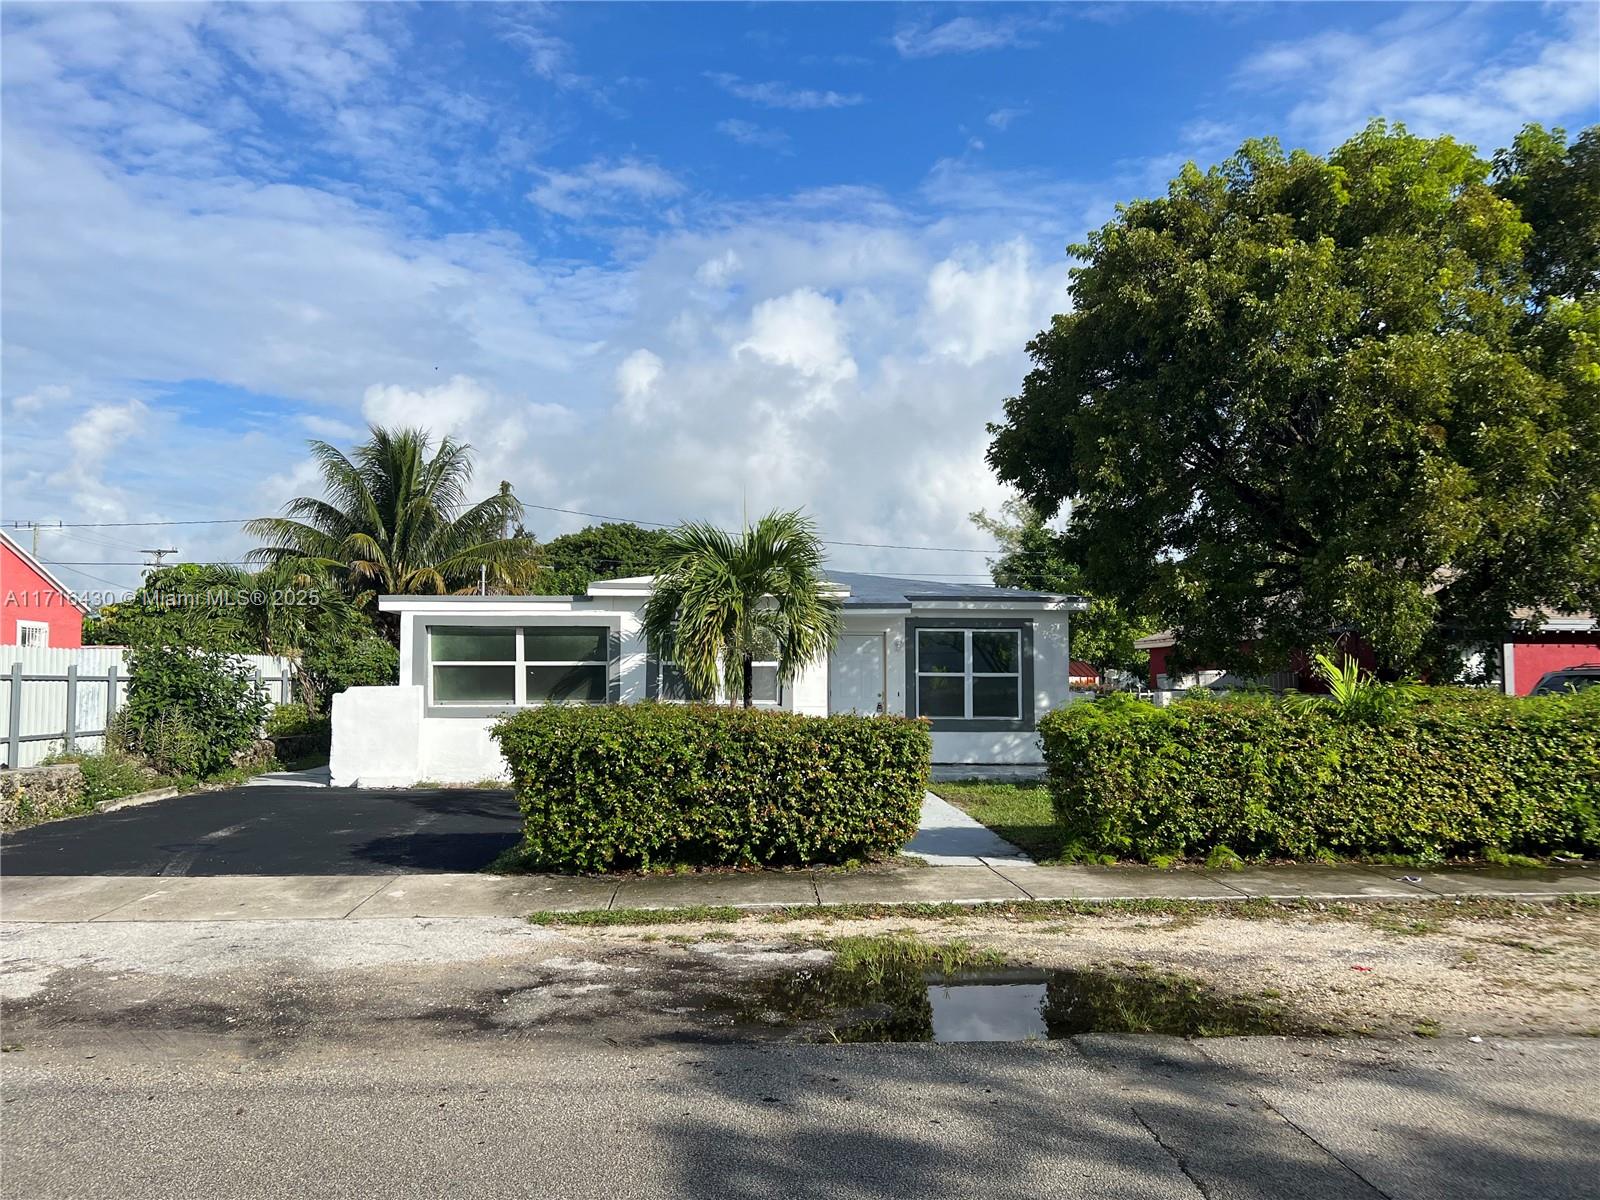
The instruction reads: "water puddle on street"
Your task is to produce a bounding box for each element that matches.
[721,945,1289,1043]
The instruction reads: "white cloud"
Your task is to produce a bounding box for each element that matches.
[716,118,792,151]
[66,398,147,467]
[9,383,70,414]
[705,72,863,110]
[923,240,1054,367]
[1237,4,1600,151]
[694,249,743,289]
[893,15,1045,59]
[986,107,1027,131]
[737,288,858,388]
[528,156,684,218]
[614,349,667,423]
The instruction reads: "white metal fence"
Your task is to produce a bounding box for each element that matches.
[0,644,295,768]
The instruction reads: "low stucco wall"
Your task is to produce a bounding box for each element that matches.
[331,685,509,787]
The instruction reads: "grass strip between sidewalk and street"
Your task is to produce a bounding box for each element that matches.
[525,893,1600,929]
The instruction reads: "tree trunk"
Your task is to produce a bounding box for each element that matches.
[742,654,754,709]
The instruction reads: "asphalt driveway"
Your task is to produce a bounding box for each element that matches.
[0,786,522,877]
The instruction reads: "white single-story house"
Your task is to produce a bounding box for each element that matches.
[329,571,1087,787]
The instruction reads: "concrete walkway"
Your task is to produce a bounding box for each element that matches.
[244,765,331,788]
[904,792,1033,866]
[3,862,1597,922]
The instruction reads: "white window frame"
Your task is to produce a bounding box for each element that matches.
[428,625,609,707]
[750,660,783,708]
[16,620,49,649]
[915,628,1021,721]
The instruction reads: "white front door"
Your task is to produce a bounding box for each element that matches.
[829,632,886,715]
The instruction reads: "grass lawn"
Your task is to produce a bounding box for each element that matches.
[931,779,1064,862]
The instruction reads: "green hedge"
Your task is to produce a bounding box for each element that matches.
[1039,692,1600,863]
[492,704,930,872]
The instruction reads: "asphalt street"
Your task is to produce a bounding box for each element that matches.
[0,785,521,876]
[4,1036,1594,1199]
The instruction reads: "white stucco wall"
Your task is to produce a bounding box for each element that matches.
[330,593,1081,786]
[329,685,424,788]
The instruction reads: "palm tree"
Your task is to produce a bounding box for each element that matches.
[643,509,841,707]
[245,427,541,624]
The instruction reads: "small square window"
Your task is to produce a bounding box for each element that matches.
[918,675,965,717]
[917,630,964,674]
[973,631,1018,673]
[973,676,1020,718]
[17,621,48,649]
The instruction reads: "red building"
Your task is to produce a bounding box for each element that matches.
[1,529,88,648]
[1502,616,1599,696]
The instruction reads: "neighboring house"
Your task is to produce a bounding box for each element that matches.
[1069,660,1099,688]
[1502,613,1599,696]
[330,571,1087,786]
[0,529,87,649]
[1137,615,1600,697]
[1133,632,1304,695]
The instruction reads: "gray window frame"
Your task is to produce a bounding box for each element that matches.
[418,615,620,718]
[905,617,1034,732]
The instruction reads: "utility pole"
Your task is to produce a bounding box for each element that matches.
[140,548,178,573]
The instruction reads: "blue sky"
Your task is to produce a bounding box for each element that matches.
[3,1,1597,594]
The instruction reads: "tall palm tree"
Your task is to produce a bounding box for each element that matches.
[643,509,841,707]
[245,427,540,622]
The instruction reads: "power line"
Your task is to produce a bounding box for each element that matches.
[9,508,1005,556]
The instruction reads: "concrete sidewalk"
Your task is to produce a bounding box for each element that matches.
[3,861,1596,922]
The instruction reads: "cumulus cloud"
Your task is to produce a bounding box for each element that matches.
[705,72,863,110]
[923,240,1054,367]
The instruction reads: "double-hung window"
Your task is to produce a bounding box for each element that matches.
[429,625,609,707]
[915,628,1021,720]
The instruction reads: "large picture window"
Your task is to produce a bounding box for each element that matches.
[429,625,608,707]
[915,628,1021,720]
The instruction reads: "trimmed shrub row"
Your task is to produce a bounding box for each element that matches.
[492,703,930,872]
[1039,692,1600,863]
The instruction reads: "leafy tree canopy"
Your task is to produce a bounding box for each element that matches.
[988,120,1600,677]
[534,522,673,595]
[970,500,1158,677]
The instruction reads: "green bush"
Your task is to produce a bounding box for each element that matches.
[1039,691,1600,863]
[44,750,164,805]
[492,704,931,872]
[300,631,398,709]
[120,643,270,778]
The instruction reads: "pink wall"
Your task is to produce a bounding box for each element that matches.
[1,540,84,648]
[1510,635,1600,696]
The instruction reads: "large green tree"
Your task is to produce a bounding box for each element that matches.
[642,510,840,707]
[246,427,541,629]
[970,500,1158,677]
[535,522,673,594]
[988,120,1600,677]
